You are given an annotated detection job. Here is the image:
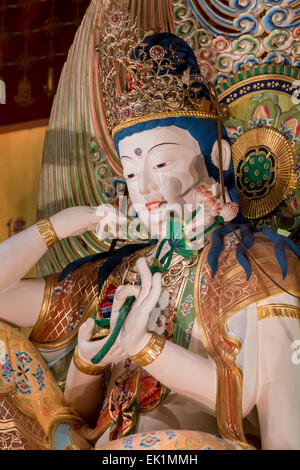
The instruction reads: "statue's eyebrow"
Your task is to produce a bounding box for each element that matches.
[149,142,180,152]
[120,142,180,159]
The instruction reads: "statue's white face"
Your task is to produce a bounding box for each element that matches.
[118,126,212,238]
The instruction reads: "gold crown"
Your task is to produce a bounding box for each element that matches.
[95,2,218,138]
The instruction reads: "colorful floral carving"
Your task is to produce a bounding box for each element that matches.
[189,268,196,283]
[139,434,161,448]
[122,435,134,449]
[223,90,300,227]
[172,0,300,82]
[15,352,33,393]
[181,294,193,316]
[32,363,46,392]
[97,429,244,450]
[185,321,194,343]
[15,352,33,366]
[16,379,32,395]
[1,354,15,383]
[16,363,31,382]
[199,273,209,297]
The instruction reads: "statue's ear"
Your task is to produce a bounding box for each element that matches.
[211,139,231,172]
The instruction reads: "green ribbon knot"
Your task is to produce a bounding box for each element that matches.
[91,214,224,364]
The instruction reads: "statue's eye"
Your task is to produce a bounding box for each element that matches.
[154,162,167,169]
[127,173,135,179]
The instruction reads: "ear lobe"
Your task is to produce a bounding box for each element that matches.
[211,139,231,172]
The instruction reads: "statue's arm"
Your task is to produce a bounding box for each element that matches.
[64,256,217,421]
[0,217,47,326]
[64,319,106,424]
[256,315,300,450]
[64,359,106,426]
[64,319,127,423]
[0,278,45,327]
[0,206,106,327]
[116,257,217,414]
[143,338,217,413]
[0,223,48,294]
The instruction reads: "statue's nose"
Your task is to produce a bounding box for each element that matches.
[138,162,159,195]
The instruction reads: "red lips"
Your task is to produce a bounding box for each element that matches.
[145,201,165,211]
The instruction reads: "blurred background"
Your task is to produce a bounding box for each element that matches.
[0,0,90,244]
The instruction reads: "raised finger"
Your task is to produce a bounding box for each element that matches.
[142,272,162,312]
[78,318,95,344]
[134,257,152,307]
[111,284,141,324]
[113,284,140,307]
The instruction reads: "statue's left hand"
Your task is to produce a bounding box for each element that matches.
[50,205,125,241]
[111,257,162,356]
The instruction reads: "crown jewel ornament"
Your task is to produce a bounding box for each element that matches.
[95,3,218,138]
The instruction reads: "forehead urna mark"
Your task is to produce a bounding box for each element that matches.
[134,148,142,157]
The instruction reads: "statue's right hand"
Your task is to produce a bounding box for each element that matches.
[76,317,127,369]
[50,205,126,240]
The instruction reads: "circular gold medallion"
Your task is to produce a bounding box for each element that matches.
[231,128,295,219]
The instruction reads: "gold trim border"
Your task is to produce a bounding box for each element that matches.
[194,245,249,449]
[0,417,49,450]
[30,275,55,339]
[231,127,295,219]
[193,241,300,448]
[48,414,84,450]
[31,295,98,352]
[31,244,155,352]
[108,370,142,440]
[257,304,300,322]
[218,68,299,102]
[112,111,218,138]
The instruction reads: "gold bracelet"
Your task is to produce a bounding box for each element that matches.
[129,333,166,367]
[36,218,59,249]
[73,346,106,376]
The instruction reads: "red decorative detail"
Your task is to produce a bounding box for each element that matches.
[84,370,163,442]
[226,125,240,139]
[127,65,146,92]
[293,26,300,37]
[97,283,118,320]
[111,14,121,25]
[290,198,298,213]
[100,301,112,309]
[252,105,270,121]
[212,36,229,52]
[107,287,117,300]
[149,45,164,60]
[123,108,132,119]
[284,117,300,138]
[138,372,162,410]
